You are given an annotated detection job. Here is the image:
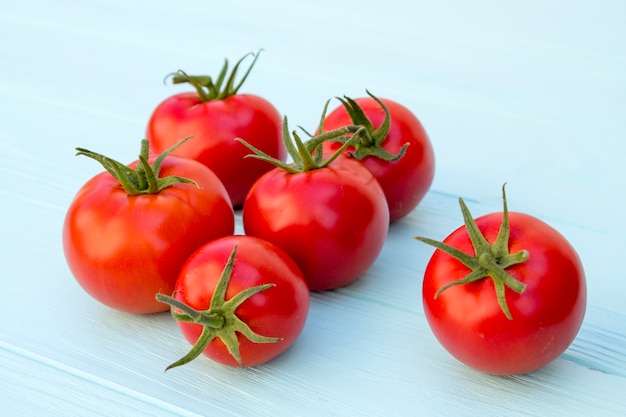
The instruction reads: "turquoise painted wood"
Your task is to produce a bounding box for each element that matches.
[1,0,625,415]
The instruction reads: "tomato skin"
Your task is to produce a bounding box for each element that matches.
[173,235,310,367]
[242,157,389,291]
[63,155,235,314]
[422,211,586,375]
[146,92,285,207]
[323,97,435,222]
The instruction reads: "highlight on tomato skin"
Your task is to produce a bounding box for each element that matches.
[156,235,311,369]
[415,186,587,376]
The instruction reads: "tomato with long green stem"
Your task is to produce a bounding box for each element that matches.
[146,50,285,207]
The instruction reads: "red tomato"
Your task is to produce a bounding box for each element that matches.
[417,189,586,375]
[243,156,389,291]
[63,140,235,314]
[146,52,285,207]
[323,95,435,222]
[158,235,310,368]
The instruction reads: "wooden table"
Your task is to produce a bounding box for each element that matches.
[2,1,625,415]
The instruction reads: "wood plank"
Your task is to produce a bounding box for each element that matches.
[1,0,625,415]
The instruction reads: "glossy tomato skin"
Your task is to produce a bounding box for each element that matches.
[146,92,285,207]
[323,97,435,222]
[174,235,310,367]
[243,157,389,291]
[63,155,235,314]
[422,212,586,375]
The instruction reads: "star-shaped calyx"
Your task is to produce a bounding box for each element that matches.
[415,185,529,319]
[156,244,280,369]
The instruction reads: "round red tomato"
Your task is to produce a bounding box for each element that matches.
[160,235,310,368]
[323,95,435,222]
[63,140,235,314]
[243,157,389,291]
[146,53,285,207]
[418,192,586,375]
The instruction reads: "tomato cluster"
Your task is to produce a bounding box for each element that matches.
[63,50,585,376]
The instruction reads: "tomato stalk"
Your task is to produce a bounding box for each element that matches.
[156,244,281,370]
[325,90,408,162]
[75,138,198,195]
[236,100,369,173]
[415,184,529,319]
[167,49,263,101]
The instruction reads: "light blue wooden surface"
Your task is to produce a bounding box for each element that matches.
[2,0,625,415]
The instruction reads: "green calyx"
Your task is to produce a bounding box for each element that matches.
[414,184,530,320]
[327,90,408,162]
[155,244,281,369]
[75,137,197,196]
[167,49,263,101]
[236,99,367,174]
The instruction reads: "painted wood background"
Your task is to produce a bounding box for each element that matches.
[1,0,625,415]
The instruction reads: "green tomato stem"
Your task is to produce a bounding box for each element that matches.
[155,294,226,328]
[167,49,263,101]
[236,100,366,174]
[328,90,408,162]
[75,137,198,196]
[156,244,280,369]
[414,184,529,320]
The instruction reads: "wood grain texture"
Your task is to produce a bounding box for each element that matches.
[1,0,625,415]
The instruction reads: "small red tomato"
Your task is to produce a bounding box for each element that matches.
[63,138,235,314]
[323,92,435,222]
[146,50,285,207]
[239,114,389,291]
[157,235,310,368]
[416,186,586,375]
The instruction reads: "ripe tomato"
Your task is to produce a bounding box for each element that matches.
[416,187,586,375]
[323,93,435,222]
[243,156,389,291]
[63,139,235,314]
[157,235,310,368]
[146,51,285,207]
